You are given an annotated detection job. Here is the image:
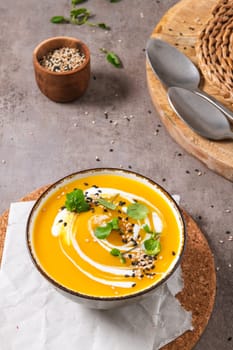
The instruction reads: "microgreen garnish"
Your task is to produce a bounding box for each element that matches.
[98,198,116,210]
[143,224,151,233]
[50,1,110,31]
[127,203,149,220]
[110,248,121,256]
[70,8,90,25]
[50,16,70,24]
[94,218,119,239]
[65,189,90,213]
[110,248,126,264]
[87,22,111,30]
[143,224,160,238]
[99,48,122,68]
[109,0,122,2]
[144,238,161,256]
[72,0,87,4]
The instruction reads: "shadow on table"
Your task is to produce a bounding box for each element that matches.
[77,69,133,106]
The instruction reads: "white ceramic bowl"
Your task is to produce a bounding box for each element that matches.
[26,168,186,309]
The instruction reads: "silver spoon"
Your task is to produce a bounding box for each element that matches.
[168,86,233,140]
[146,38,233,124]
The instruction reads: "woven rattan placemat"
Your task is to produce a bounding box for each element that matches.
[0,186,216,350]
[196,0,233,99]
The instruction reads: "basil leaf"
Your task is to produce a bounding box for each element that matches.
[94,222,113,239]
[127,203,149,220]
[144,239,161,256]
[106,51,122,68]
[98,198,116,210]
[65,189,90,213]
[50,16,69,24]
[110,248,121,256]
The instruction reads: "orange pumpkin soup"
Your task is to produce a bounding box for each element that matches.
[31,173,184,297]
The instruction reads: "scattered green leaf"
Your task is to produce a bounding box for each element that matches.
[98,23,111,30]
[65,189,90,213]
[144,239,161,256]
[109,0,122,3]
[143,224,151,233]
[119,254,126,264]
[110,248,121,256]
[127,203,149,220]
[94,222,113,239]
[94,218,119,239]
[98,198,116,210]
[111,217,119,230]
[143,224,160,238]
[50,16,69,24]
[110,248,126,264]
[72,0,87,4]
[100,48,122,68]
[70,7,90,25]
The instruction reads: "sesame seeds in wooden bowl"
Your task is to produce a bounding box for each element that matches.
[33,36,90,102]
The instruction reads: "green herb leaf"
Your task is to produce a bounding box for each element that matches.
[65,189,90,213]
[94,222,113,239]
[100,48,122,68]
[144,239,161,256]
[94,218,119,239]
[98,198,116,210]
[109,0,122,3]
[111,217,119,230]
[50,16,69,24]
[98,23,110,30]
[119,254,126,264]
[106,51,122,68]
[143,224,151,233]
[110,248,126,264]
[127,203,149,220]
[72,0,87,4]
[110,248,121,256]
[70,7,90,25]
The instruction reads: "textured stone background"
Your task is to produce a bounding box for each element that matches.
[0,1,232,349]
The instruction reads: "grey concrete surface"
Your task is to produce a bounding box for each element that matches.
[0,0,232,349]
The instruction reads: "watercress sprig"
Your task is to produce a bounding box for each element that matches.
[127,202,149,220]
[110,248,126,264]
[65,189,90,213]
[94,218,119,239]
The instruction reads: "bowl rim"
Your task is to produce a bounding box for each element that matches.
[33,36,90,76]
[26,167,186,302]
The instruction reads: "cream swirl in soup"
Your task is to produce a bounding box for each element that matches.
[32,174,183,297]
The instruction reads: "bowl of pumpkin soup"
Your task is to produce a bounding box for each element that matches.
[26,168,186,309]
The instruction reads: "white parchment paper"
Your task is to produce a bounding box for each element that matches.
[0,201,193,350]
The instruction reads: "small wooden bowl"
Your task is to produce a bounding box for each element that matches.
[33,36,90,102]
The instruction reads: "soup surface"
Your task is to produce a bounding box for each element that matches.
[32,173,183,297]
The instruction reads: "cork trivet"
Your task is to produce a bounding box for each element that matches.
[0,186,216,350]
[196,0,233,99]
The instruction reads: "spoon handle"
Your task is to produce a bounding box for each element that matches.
[195,89,233,124]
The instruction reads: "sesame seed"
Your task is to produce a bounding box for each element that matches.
[39,47,86,72]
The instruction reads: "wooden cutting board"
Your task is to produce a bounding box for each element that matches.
[146,0,233,182]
